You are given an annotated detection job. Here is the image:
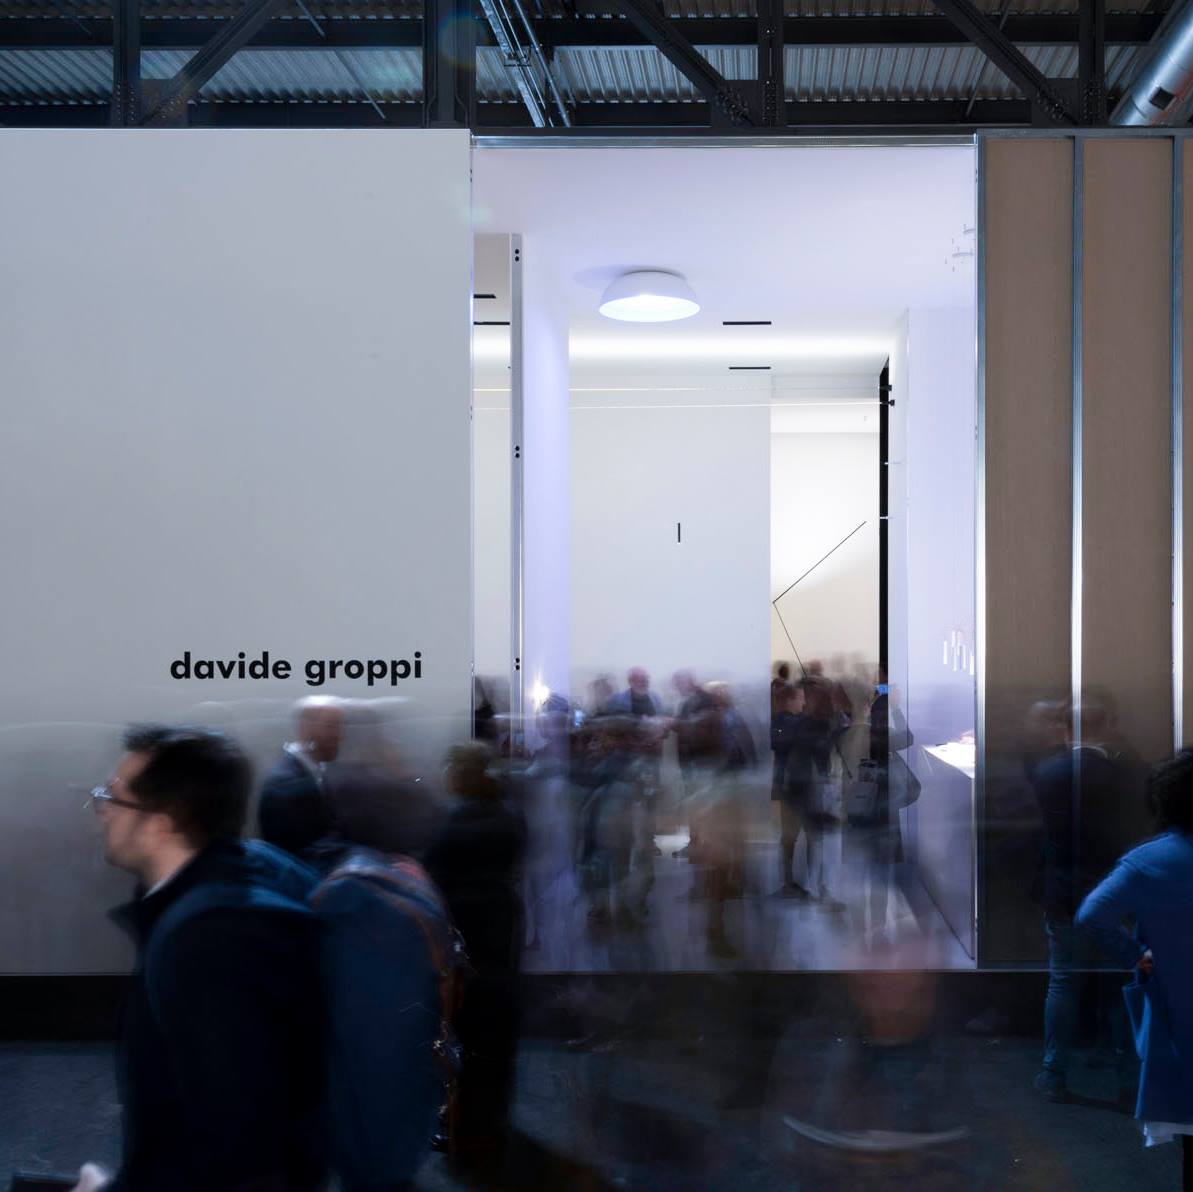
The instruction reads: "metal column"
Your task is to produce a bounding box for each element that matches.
[509,235,525,747]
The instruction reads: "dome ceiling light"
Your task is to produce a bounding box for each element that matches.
[598,270,700,323]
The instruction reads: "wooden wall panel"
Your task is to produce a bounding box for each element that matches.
[984,140,1073,731]
[1082,140,1173,765]
[982,139,1073,964]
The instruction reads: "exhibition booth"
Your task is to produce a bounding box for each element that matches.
[5,129,1185,978]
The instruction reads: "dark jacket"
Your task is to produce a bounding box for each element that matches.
[1032,745,1148,917]
[675,688,718,768]
[719,707,757,773]
[424,797,527,976]
[771,710,816,804]
[258,751,335,864]
[109,839,324,1192]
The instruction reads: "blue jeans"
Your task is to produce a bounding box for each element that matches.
[1043,915,1130,1077]
[1043,916,1091,1074]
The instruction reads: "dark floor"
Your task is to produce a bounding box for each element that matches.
[2,1030,1182,1191]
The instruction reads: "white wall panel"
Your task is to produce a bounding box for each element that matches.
[0,129,473,973]
[570,378,770,711]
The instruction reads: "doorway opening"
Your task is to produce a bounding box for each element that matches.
[472,143,977,972]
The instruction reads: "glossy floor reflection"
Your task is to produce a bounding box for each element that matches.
[523,787,974,974]
[2,1034,1178,1191]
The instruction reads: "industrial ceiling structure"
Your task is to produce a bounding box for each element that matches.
[0,0,1180,133]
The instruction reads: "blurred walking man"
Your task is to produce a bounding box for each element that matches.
[72,724,324,1192]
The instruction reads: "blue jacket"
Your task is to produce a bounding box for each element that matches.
[109,839,325,1191]
[1076,830,1193,1124]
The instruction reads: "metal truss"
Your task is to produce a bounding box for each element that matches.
[602,0,754,127]
[929,0,1077,125]
[0,1,1170,133]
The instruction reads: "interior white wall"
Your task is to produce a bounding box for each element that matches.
[906,307,978,746]
[472,238,512,703]
[0,129,473,974]
[888,314,911,710]
[904,305,978,956]
[570,377,770,713]
[521,246,572,714]
[473,403,511,689]
[770,373,879,676]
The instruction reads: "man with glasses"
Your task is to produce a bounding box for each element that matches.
[71,724,325,1192]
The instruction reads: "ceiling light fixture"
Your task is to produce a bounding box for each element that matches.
[599,270,700,323]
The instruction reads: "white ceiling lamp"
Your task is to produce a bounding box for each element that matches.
[598,270,700,323]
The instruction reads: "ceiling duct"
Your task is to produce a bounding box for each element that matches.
[1110,0,1193,125]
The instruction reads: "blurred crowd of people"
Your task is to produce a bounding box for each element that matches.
[475,659,919,961]
[44,670,1193,1191]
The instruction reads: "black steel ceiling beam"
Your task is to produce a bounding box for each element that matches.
[0,96,1033,129]
[0,12,1163,51]
[756,0,783,127]
[602,0,753,126]
[423,0,474,126]
[109,0,140,125]
[1079,0,1107,124]
[140,0,292,125]
[929,0,1077,124]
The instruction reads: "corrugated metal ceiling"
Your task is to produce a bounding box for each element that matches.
[0,41,1146,104]
[0,0,1161,112]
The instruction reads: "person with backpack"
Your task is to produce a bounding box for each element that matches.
[71,725,325,1192]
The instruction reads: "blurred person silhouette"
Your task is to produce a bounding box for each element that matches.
[314,700,444,867]
[841,674,919,947]
[424,743,528,1180]
[574,716,651,928]
[1030,692,1149,1103]
[780,938,973,1191]
[587,673,616,718]
[770,660,794,727]
[771,682,815,900]
[1076,748,1193,1178]
[801,664,838,780]
[689,682,754,959]
[671,669,718,860]
[71,725,324,1192]
[257,695,344,864]
[601,667,665,857]
[522,693,573,950]
[603,666,664,719]
[1023,699,1070,783]
[473,676,498,744]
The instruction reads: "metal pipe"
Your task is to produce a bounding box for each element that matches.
[477,0,570,128]
[1111,0,1193,125]
[507,0,571,127]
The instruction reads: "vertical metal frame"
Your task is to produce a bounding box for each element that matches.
[1071,136,1085,753]
[1175,136,1185,753]
[509,234,525,747]
[973,132,987,963]
[110,0,141,127]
